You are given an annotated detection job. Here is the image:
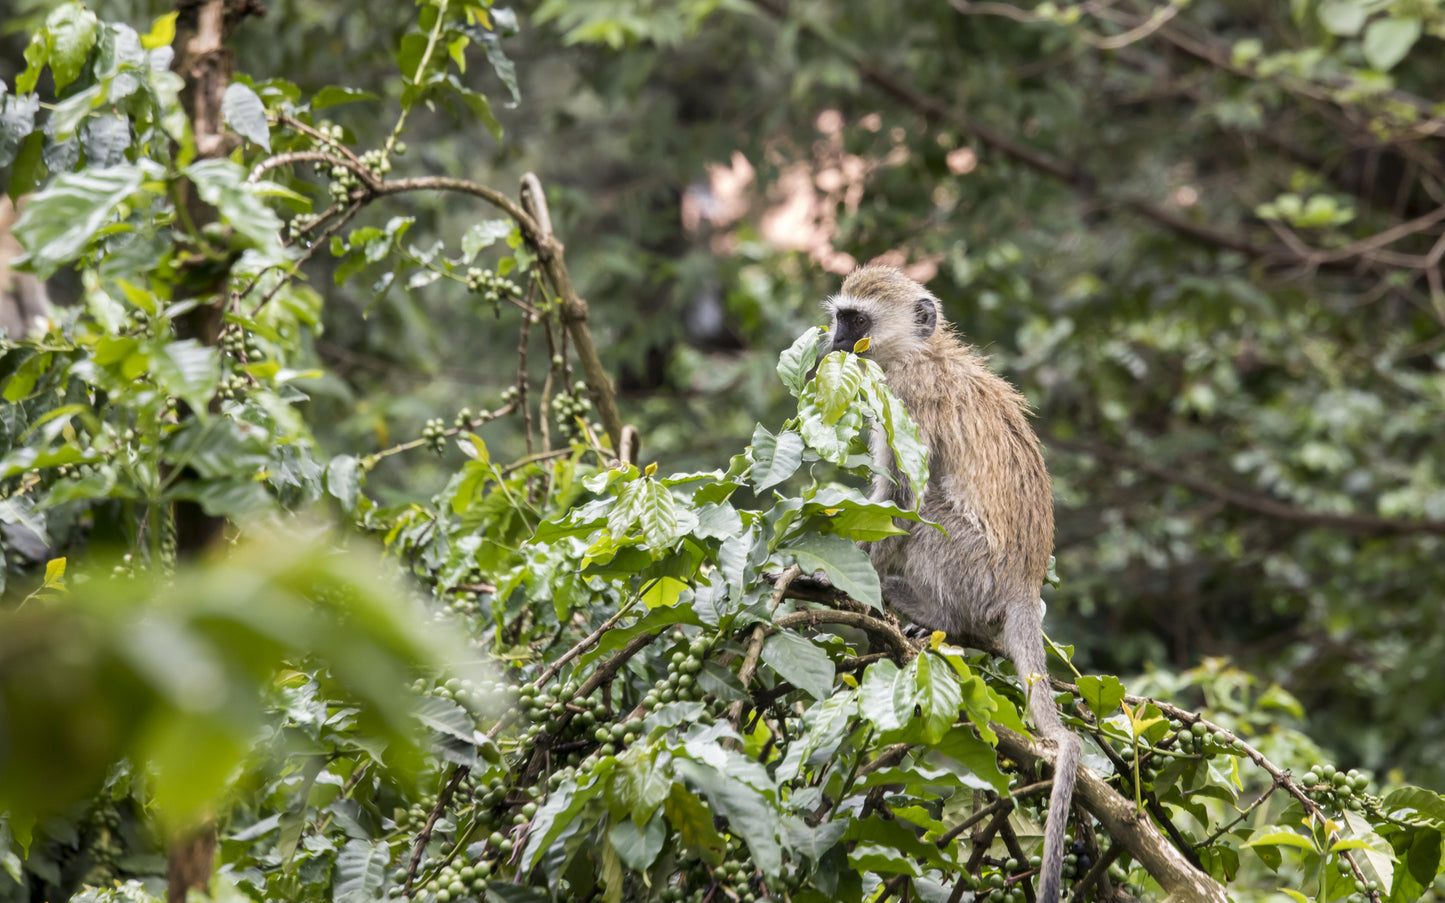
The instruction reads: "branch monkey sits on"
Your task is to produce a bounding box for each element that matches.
[824,264,1080,903]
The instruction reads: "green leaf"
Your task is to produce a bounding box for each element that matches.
[865,377,929,504]
[1318,0,1367,36]
[3,351,48,402]
[313,85,380,109]
[413,695,477,744]
[334,838,389,903]
[8,132,45,201]
[461,219,512,262]
[185,159,286,257]
[761,631,835,700]
[12,163,151,278]
[1244,830,1319,852]
[222,82,270,150]
[45,3,99,91]
[608,746,672,825]
[151,339,219,413]
[777,327,822,396]
[80,113,130,167]
[912,653,963,744]
[859,659,910,731]
[608,816,665,871]
[637,479,697,549]
[929,728,1010,792]
[673,758,782,876]
[1362,17,1420,71]
[814,351,864,425]
[1,93,41,168]
[1077,674,1126,717]
[1383,786,1445,822]
[1405,828,1442,890]
[749,425,804,491]
[325,455,362,511]
[782,532,881,608]
[17,33,48,95]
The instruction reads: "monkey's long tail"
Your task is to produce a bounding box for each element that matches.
[1003,609,1081,903]
[1031,699,1080,903]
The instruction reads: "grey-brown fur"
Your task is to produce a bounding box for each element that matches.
[825,265,1080,903]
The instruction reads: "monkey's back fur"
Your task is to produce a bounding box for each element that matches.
[826,264,1077,903]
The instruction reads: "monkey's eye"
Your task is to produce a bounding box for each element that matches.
[850,312,870,330]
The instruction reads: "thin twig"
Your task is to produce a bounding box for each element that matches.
[403,765,469,895]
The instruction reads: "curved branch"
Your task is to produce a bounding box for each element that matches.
[994,724,1227,903]
[774,608,915,662]
[369,176,540,236]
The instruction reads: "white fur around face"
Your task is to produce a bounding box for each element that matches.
[823,292,932,368]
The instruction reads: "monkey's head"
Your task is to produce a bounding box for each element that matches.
[823,265,941,368]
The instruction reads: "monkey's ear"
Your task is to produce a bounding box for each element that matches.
[914,297,938,338]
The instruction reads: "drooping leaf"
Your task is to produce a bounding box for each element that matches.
[222,82,271,150]
[1362,16,1420,71]
[45,3,100,91]
[777,327,823,396]
[12,162,153,278]
[761,631,835,701]
[608,815,666,871]
[333,838,389,903]
[781,532,881,609]
[750,425,804,491]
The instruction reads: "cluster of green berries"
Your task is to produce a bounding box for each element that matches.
[218,372,250,401]
[422,417,448,454]
[53,461,102,480]
[359,147,392,176]
[659,837,803,903]
[220,327,263,361]
[411,676,497,716]
[1168,718,1213,754]
[1301,762,1373,812]
[454,406,489,430]
[515,680,604,757]
[392,797,436,832]
[955,853,1049,903]
[447,590,482,616]
[645,639,711,708]
[554,380,596,441]
[402,858,493,902]
[1303,762,1371,794]
[327,162,361,202]
[465,267,521,306]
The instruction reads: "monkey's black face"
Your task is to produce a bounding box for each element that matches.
[831,308,871,353]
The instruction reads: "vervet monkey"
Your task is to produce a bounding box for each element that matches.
[824,265,1079,903]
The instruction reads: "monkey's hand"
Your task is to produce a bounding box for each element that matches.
[901,623,934,642]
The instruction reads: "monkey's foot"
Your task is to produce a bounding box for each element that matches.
[902,623,933,642]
